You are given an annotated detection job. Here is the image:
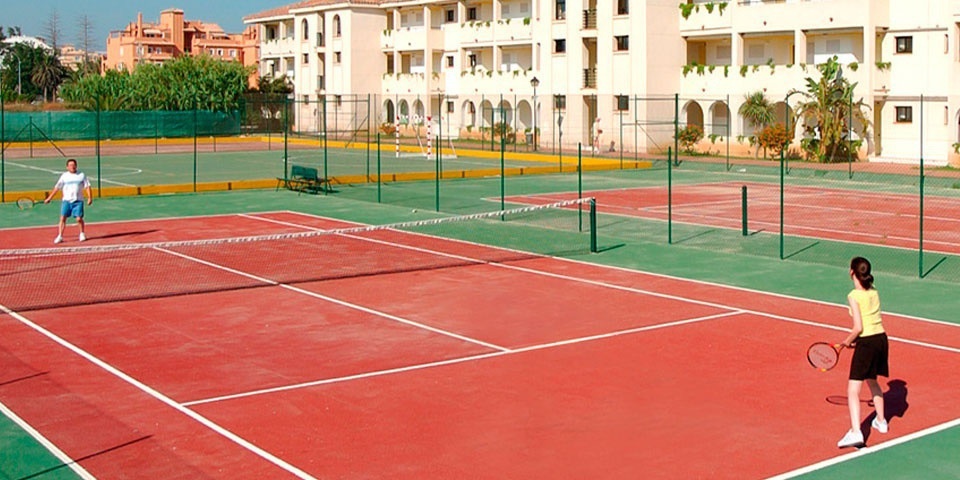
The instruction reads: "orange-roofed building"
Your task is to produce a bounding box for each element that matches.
[104,8,260,87]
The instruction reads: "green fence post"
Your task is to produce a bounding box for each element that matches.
[435,134,440,212]
[283,96,289,181]
[95,96,101,197]
[673,93,679,167]
[779,148,785,260]
[1,85,5,202]
[919,94,924,278]
[193,105,198,192]
[578,143,583,232]
[741,185,748,236]
[668,146,673,244]
[377,132,382,203]
[322,95,328,195]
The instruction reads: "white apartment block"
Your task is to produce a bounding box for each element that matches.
[245,0,960,165]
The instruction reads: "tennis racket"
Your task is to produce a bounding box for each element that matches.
[16,197,41,210]
[807,342,845,371]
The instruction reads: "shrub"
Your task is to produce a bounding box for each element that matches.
[757,124,790,158]
[676,124,704,154]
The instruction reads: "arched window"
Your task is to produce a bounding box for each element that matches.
[302,19,309,40]
[334,15,342,38]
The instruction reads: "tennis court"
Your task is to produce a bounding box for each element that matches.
[2,186,960,479]
[507,181,960,255]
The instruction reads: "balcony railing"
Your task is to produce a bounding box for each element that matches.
[583,9,597,29]
[583,67,597,88]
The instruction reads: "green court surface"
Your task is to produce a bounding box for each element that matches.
[2,164,958,478]
[0,406,83,480]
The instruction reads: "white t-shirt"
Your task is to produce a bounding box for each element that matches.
[55,171,90,202]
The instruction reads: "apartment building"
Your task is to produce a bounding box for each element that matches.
[245,0,960,164]
[105,9,260,87]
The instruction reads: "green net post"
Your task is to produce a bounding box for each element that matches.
[500,116,506,213]
[667,146,673,244]
[741,185,748,236]
[589,198,597,253]
[435,134,440,212]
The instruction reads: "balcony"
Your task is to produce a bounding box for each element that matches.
[382,72,427,94]
[583,67,597,89]
[678,61,869,98]
[582,9,597,30]
[261,36,296,57]
[678,2,732,33]
[459,68,535,94]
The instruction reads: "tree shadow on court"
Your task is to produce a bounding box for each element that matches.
[16,435,152,480]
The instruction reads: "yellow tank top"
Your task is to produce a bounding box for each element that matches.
[848,288,884,336]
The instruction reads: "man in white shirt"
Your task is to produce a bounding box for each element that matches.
[43,158,93,244]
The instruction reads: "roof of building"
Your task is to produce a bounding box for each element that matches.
[244,0,381,22]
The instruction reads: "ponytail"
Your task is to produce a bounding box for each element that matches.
[850,256,874,290]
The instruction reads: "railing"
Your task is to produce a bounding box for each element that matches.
[583,9,597,29]
[583,67,597,88]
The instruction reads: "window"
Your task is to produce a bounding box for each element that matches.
[895,106,912,123]
[334,15,342,37]
[446,9,455,22]
[554,95,566,109]
[335,52,342,63]
[617,0,628,15]
[896,36,913,54]
[554,39,566,53]
[230,49,237,58]
[468,7,478,20]
[469,54,477,67]
[447,101,454,113]
[556,0,566,20]
[616,95,629,111]
[335,95,342,107]
[447,55,454,67]
[302,53,309,64]
[302,19,309,40]
[615,35,629,51]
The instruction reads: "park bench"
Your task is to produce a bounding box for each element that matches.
[277,165,329,194]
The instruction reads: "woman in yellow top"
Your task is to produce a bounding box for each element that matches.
[837,257,889,448]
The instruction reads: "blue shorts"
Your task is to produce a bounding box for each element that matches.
[60,200,85,218]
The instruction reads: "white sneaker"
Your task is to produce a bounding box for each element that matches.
[78,233,86,242]
[837,429,864,448]
[54,235,63,244]
[872,417,888,434]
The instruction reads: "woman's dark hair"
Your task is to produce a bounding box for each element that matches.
[851,256,874,289]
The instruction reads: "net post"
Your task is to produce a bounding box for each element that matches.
[95,94,101,197]
[588,198,597,252]
[741,185,748,236]
[435,133,440,212]
[283,96,289,182]
[193,103,198,192]
[322,95,328,195]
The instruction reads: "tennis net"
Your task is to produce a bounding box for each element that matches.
[1,198,597,312]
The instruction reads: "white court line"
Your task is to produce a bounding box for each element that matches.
[183,310,744,406]
[767,417,960,479]
[0,399,96,479]
[5,161,136,187]
[0,303,317,480]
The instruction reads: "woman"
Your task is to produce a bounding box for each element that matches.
[837,256,889,448]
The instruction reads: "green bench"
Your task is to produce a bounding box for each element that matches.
[277,165,330,194]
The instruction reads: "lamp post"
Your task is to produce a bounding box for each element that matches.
[11,53,22,96]
[530,76,539,151]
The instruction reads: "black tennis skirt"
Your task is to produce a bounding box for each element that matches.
[849,332,889,381]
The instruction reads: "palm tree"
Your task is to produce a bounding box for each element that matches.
[31,54,66,101]
[790,56,870,162]
[738,90,776,157]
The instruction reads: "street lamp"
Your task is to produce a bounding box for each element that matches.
[530,76,539,151]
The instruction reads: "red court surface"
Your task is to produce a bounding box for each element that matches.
[507,182,960,255]
[2,212,960,479]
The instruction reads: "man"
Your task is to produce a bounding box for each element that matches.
[44,158,93,244]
